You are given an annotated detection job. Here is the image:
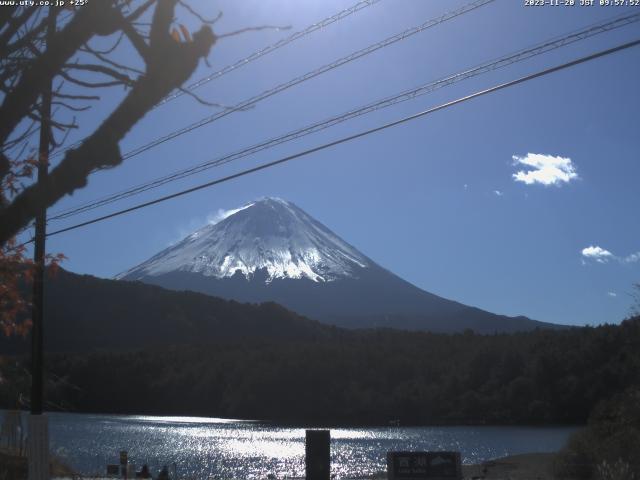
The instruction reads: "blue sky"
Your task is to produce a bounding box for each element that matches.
[31,0,640,326]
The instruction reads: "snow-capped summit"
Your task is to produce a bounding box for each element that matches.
[117,197,557,334]
[117,197,370,283]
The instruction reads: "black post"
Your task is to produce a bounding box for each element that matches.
[28,7,55,480]
[305,429,330,480]
[30,2,55,418]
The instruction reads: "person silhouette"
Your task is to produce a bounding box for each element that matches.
[157,465,170,480]
[136,464,151,478]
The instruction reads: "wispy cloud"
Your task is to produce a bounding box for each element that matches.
[207,202,255,226]
[624,252,640,264]
[207,208,236,225]
[512,153,578,186]
[581,245,640,265]
[607,292,617,297]
[168,203,255,246]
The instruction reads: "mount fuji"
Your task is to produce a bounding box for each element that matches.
[118,197,559,333]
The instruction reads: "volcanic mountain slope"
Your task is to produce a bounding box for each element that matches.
[118,197,561,333]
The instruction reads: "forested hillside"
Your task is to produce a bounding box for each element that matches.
[2,316,638,426]
[1,269,331,354]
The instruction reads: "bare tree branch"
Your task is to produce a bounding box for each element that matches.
[51,101,91,112]
[178,1,222,25]
[59,70,128,89]
[0,153,9,180]
[81,31,125,56]
[81,44,144,75]
[175,85,255,111]
[120,18,151,62]
[53,91,100,101]
[125,0,158,23]
[52,123,74,149]
[0,7,38,56]
[0,0,216,245]
[63,63,134,86]
[0,1,123,147]
[1,12,47,58]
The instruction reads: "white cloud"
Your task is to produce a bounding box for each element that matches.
[607,292,617,297]
[493,190,503,196]
[581,245,614,263]
[624,252,640,264]
[581,246,640,265]
[512,153,578,186]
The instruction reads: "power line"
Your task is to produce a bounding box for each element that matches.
[118,0,494,162]
[48,0,495,219]
[48,11,640,221]
[50,0,495,166]
[160,0,384,106]
[38,37,640,241]
[50,0,385,157]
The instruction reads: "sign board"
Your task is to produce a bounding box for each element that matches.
[387,452,462,480]
[120,450,128,465]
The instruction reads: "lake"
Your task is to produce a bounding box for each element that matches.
[1,411,579,479]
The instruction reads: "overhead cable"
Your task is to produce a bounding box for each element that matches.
[117,0,495,162]
[50,0,495,165]
[37,37,640,241]
[160,0,385,105]
[49,11,640,221]
[50,0,385,157]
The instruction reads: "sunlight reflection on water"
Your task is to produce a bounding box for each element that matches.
[1,411,578,479]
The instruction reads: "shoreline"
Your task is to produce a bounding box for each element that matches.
[3,411,570,479]
[1,407,585,429]
[48,453,561,480]
[462,452,557,480]
[361,453,558,480]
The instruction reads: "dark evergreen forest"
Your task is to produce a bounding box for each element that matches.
[2,316,639,426]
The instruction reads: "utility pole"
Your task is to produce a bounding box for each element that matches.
[28,6,56,480]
